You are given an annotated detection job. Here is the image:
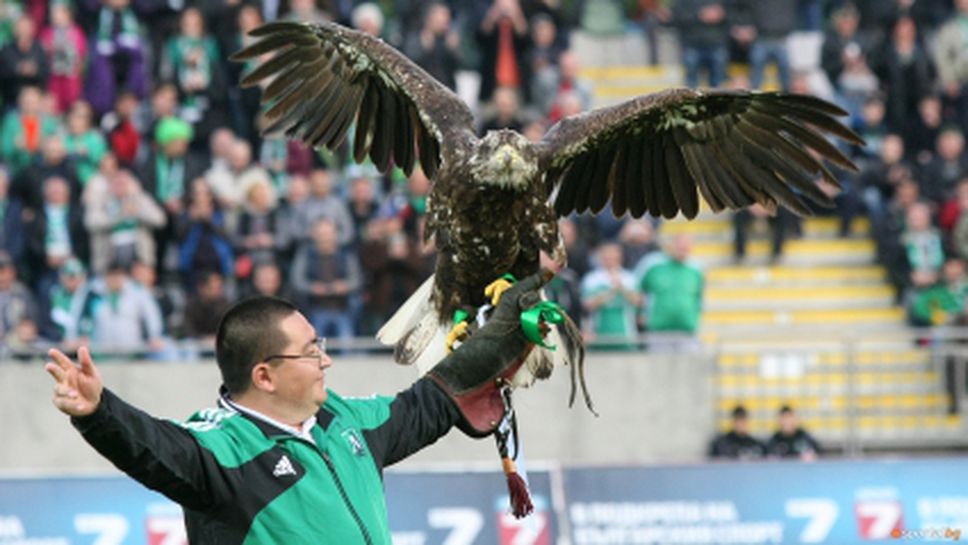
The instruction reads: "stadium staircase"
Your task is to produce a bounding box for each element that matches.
[574,29,967,453]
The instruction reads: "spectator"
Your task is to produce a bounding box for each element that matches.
[292,168,355,247]
[247,261,289,299]
[903,201,945,293]
[934,0,968,129]
[358,218,424,334]
[84,168,166,274]
[160,7,228,144]
[283,0,333,24]
[346,171,380,247]
[921,127,968,206]
[766,406,821,460]
[13,132,81,209]
[130,259,181,336]
[228,5,265,149]
[24,176,87,301]
[1,85,60,176]
[948,182,968,260]
[672,0,730,88]
[39,0,86,113]
[859,133,913,231]
[0,251,38,342]
[525,13,563,80]
[85,0,150,116]
[182,270,231,344]
[639,234,704,347]
[350,3,384,37]
[85,259,165,354]
[4,316,46,360]
[821,5,874,118]
[909,95,943,166]
[733,203,798,264]
[233,178,285,273]
[63,100,108,186]
[709,405,767,460]
[0,15,48,109]
[732,0,795,91]
[636,0,671,66]
[176,180,234,291]
[101,91,143,168]
[877,16,935,137]
[581,242,641,350]
[480,86,526,133]
[879,179,925,299]
[42,256,91,343]
[206,138,272,211]
[540,249,582,330]
[477,0,531,103]
[909,257,968,327]
[405,3,461,91]
[535,50,593,122]
[620,219,660,271]
[560,216,591,278]
[140,117,206,215]
[0,167,25,263]
[290,218,361,344]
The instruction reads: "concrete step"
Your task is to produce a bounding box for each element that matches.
[717,392,949,414]
[706,264,885,286]
[718,414,962,437]
[703,306,904,327]
[662,217,871,241]
[693,237,875,266]
[706,285,894,311]
[717,348,930,370]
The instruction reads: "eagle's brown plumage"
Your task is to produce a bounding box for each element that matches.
[233,21,864,408]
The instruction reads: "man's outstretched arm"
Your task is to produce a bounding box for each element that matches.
[46,348,223,511]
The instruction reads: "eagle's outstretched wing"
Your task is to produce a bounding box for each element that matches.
[231,21,476,179]
[538,88,864,219]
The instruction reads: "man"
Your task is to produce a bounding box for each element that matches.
[638,234,704,349]
[46,272,551,543]
[581,243,641,350]
[709,405,767,460]
[766,406,821,460]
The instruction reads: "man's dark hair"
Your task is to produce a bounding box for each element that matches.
[779,405,794,415]
[731,405,748,419]
[216,297,298,395]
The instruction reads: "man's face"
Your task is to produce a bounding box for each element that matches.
[0,265,14,290]
[733,416,749,435]
[269,313,333,411]
[779,412,797,435]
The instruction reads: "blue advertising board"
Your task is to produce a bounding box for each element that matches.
[0,459,965,544]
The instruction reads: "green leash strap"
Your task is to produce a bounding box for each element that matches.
[520,301,565,350]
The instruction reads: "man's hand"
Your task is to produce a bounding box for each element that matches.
[45,347,103,417]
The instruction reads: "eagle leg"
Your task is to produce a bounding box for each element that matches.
[445,321,470,353]
[484,277,515,306]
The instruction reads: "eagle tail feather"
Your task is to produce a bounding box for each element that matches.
[377,274,435,346]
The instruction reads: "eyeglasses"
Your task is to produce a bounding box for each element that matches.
[266,337,327,364]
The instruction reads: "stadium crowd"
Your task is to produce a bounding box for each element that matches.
[2,0,968,359]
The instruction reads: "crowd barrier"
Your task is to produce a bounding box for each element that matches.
[1,457,965,544]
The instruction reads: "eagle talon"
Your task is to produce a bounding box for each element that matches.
[445,321,470,353]
[484,278,514,306]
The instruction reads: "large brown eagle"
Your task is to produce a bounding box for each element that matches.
[233,21,862,407]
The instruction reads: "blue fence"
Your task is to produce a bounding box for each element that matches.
[1,458,966,544]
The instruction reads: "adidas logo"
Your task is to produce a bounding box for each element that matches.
[272,455,296,477]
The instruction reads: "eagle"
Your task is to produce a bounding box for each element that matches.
[233,21,863,409]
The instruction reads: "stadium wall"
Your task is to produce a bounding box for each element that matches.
[0,353,715,472]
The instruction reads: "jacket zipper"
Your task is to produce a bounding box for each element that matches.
[322,451,374,545]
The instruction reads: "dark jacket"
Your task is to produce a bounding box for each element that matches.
[672,0,732,48]
[24,203,89,276]
[709,431,767,459]
[71,382,459,544]
[732,0,797,39]
[766,428,822,458]
[0,197,25,261]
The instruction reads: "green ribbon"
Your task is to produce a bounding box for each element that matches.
[452,309,469,325]
[520,301,565,350]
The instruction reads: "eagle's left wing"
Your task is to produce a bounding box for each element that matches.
[538,88,864,219]
[231,21,477,179]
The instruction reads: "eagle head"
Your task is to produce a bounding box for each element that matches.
[470,130,537,190]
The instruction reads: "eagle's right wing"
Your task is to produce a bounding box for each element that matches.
[232,21,476,179]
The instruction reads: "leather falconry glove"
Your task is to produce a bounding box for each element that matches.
[428,268,554,437]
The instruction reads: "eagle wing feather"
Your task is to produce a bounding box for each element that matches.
[539,88,864,219]
[232,21,476,177]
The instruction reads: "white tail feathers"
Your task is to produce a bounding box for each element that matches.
[377,275,435,345]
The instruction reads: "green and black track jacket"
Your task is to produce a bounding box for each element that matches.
[71,378,460,544]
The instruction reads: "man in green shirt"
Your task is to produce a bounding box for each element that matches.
[46,273,551,543]
[581,243,642,350]
[639,234,704,349]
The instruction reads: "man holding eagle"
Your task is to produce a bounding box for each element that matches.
[45,17,862,543]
